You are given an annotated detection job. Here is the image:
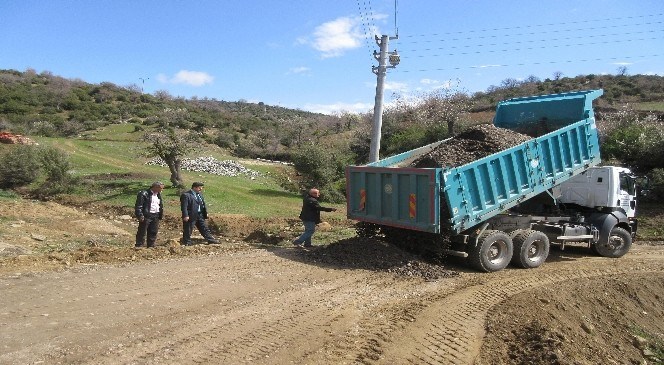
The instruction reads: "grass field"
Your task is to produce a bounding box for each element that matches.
[2,123,662,236]
[24,125,343,220]
[634,101,664,112]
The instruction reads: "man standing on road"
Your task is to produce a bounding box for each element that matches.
[180,182,219,246]
[293,188,337,248]
[134,181,165,248]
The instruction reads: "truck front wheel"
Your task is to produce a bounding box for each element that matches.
[511,230,550,269]
[469,230,513,272]
[593,227,632,258]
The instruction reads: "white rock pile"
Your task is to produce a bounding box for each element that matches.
[146,156,262,178]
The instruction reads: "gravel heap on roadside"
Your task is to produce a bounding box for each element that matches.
[146,156,261,178]
[411,124,532,168]
[298,237,458,281]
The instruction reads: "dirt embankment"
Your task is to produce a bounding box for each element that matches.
[1,199,663,365]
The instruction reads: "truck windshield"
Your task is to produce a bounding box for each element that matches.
[619,172,636,195]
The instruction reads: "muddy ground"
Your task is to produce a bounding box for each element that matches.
[1,199,663,364]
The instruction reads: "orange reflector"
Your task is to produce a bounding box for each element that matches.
[409,193,416,218]
[360,189,366,211]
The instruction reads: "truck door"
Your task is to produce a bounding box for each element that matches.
[618,172,637,218]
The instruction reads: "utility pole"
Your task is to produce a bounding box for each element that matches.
[139,77,149,93]
[369,35,399,163]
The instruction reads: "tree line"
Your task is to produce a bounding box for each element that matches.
[1,68,663,202]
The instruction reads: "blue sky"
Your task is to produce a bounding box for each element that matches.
[1,1,662,114]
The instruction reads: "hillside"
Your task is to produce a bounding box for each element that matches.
[0,197,663,364]
[1,69,664,364]
[2,68,664,203]
[2,68,663,162]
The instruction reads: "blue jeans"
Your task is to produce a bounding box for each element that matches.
[294,221,317,246]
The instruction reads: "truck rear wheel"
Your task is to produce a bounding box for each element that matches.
[593,227,632,258]
[510,230,550,269]
[468,230,513,272]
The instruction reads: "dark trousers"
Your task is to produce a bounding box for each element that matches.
[136,213,160,247]
[182,216,213,244]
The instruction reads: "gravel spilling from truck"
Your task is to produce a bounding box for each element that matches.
[295,237,458,280]
[410,123,532,168]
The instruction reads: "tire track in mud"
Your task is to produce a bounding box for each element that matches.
[5,245,664,365]
[362,262,664,365]
[88,271,371,365]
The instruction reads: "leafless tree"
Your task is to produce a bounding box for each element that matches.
[390,86,474,135]
[142,108,200,187]
[154,89,173,101]
[143,128,199,188]
[617,66,628,76]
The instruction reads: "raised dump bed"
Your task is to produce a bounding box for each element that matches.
[346,89,603,235]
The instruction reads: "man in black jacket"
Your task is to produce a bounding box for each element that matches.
[293,188,337,248]
[134,181,165,248]
[180,182,219,245]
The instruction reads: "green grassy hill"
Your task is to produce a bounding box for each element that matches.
[9,124,344,220]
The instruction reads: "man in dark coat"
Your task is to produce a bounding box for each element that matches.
[180,182,219,245]
[293,188,337,248]
[134,181,165,248]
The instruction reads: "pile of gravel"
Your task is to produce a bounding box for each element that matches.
[411,124,532,168]
[299,237,458,281]
[146,156,261,178]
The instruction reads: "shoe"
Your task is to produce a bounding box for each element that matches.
[182,241,193,246]
[303,244,313,248]
[207,238,220,244]
[292,240,302,247]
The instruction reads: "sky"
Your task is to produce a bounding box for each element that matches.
[1,1,662,115]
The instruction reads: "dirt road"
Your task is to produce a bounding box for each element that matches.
[2,239,663,365]
[1,199,663,364]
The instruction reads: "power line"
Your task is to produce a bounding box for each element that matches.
[394,0,399,37]
[356,0,376,62]
[401,21,664,48]
[401,13,663,39]
[395,54,662,73]
[401,29,663,53]
[401,36,662,59]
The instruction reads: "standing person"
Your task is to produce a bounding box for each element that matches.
[180,182,219,245]
[293,188,337,248]
[134,181,165,248]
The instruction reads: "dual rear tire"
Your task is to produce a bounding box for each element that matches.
[510,230,550,269]
[468,230,513,272]
[468,229,550,272]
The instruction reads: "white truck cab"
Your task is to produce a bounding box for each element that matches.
[556,166,637,218]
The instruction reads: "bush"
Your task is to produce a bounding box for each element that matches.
[37,146,77,196]
[643,168,664,202]
[291,144,349,203]
[291,144,338,189]
[0,144,41,188]
[601,110,664,173]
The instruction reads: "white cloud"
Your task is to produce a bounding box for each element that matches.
[383,80,408,92]
[157,70,214,87]
[419,78,454,90]
[363,80,409,93]
[300,15,384,58]
[288,66,311,75]
[300,101,374,115]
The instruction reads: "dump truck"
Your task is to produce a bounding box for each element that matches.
[345,89,638,272]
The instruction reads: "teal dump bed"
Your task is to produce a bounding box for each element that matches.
[346,90,603,235]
